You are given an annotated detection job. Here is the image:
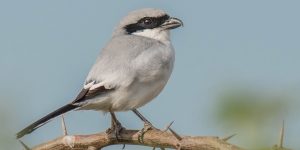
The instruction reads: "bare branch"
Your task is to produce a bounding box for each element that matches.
[31,129,243,150]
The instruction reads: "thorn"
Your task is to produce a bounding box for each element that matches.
[18,140,31,150]
[222,133,237,141]
[163,121,174,132]
[160,148,165,150]
[279,120,285,148]
[122,144,126,149]
[169,127,182,141]
[152,147,156,150]
[61,114,68,136]
[163,121,182,141]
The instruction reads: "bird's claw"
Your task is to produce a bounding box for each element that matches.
[137,122,158,143]
[106,122,125,141]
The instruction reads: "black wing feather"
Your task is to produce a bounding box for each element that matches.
[72,85,114,104]
[16,103,77,139]
[16,84,114,139]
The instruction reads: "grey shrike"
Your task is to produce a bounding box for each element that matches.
[17,8,183,139]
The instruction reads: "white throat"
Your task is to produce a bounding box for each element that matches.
[132,28,170,43]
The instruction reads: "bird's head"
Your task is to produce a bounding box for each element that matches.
[114,8,183,43]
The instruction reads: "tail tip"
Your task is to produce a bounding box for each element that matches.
[16,132,24,139]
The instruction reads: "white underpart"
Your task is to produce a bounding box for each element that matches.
[133,28,170,44]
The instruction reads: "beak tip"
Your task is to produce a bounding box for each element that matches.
[172,17,184,27]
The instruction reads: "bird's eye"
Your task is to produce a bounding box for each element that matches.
[139,17,157,28]
[143,18,153,25]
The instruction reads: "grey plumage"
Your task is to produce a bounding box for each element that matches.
[17,8,183,139]
[80,34,175,111]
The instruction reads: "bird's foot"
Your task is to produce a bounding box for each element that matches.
[106,122,125,141]
[137,122,159,143]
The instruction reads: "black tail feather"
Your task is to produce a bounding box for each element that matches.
[16,104,78,139]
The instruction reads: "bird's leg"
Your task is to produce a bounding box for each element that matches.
[106,111,125,140]
[132,109,159,142]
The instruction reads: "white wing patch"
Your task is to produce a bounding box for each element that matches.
[84,80,115,90]
[90,82,105,90]
[83,81,95,89]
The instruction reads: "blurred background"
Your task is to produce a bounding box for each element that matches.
[1,0,300,149]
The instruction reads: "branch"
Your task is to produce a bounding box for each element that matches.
[31,129,243,150]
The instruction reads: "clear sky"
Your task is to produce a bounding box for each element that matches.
[1,0,300,149]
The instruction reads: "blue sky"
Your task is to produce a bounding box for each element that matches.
[1,0,300,149]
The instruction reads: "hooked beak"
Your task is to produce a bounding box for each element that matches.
[160,17,184,30]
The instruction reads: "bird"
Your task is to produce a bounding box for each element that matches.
[16,8,183,139]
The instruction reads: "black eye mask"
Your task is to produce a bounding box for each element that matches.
[124,15,170,34]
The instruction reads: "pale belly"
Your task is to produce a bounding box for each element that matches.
[78,76,168,112]
[78,68,171,112]
[111,77,168,111]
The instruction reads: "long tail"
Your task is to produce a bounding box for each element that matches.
[16,104,78,139]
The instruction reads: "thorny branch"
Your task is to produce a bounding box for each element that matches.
[19,118,290,150]
[29,129,243,150]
